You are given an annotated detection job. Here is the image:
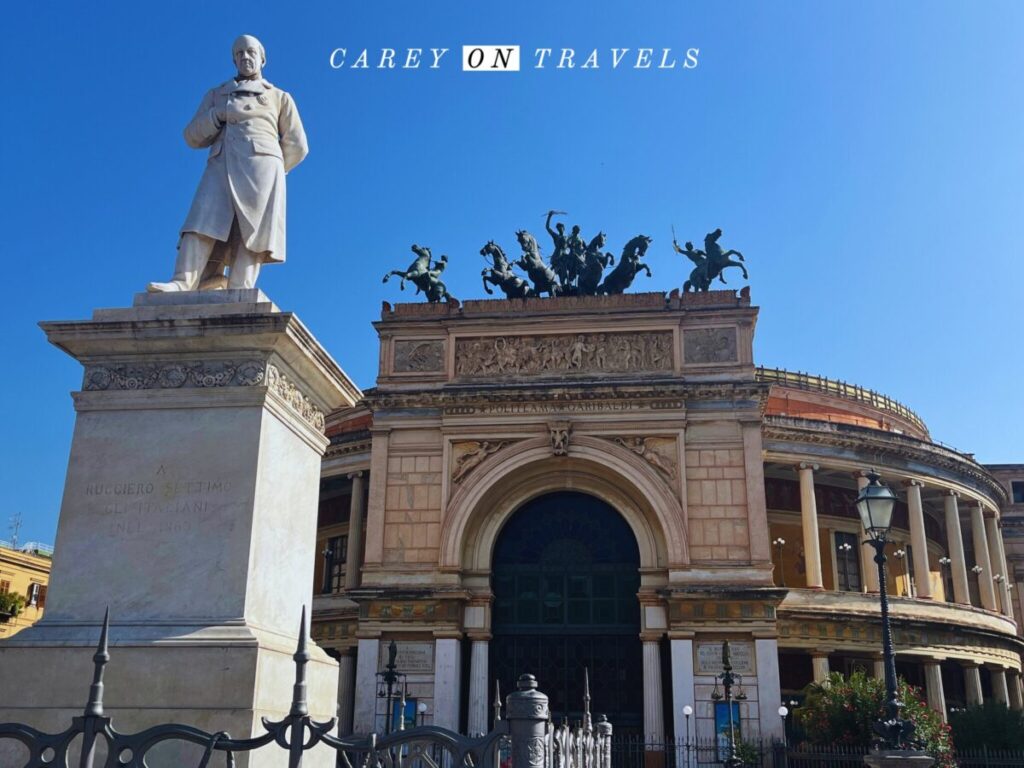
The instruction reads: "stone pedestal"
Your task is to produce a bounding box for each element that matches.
[862,750,935,768]
[0,291,361,767]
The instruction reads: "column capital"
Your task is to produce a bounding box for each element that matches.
[347,470,364,480]
[640,633,665,644]
[797,462,819,472]
[903,479,925,489]
[466,632,492,642]
[944,489,961,498]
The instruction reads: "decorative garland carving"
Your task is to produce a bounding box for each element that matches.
[83,360,266,391]
[266,365,326,432]
[394,339,445,373]
[454,331,673,378]
[81,360,325,433]
[611,436,678,480]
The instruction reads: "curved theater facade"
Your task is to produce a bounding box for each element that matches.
[310,289,1023,744]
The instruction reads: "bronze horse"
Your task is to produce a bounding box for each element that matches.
[515,230,561,297]
[480,241,534,299]
[576,232,615,295]
[598,235,652,294]
[383,244,454,303]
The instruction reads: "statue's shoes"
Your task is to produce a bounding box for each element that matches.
[146,281,185,293]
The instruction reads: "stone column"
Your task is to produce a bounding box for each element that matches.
[1009,672,1023,711]
[755,639,785,741]
[434,637,462,731]
[354,638,381,733]
[642,639,665,745]
[923,661,946,721]
[338,649,357,735]
[344,472,366,590]
[798,463,824,589]
[872,654,885,681]
[467,638,490,736]
[857,473,880,593]
[963,663,984,706]
[362,427,391,571]
[905,480,932,599]
[992,668,1010,706]
[944,491,971,605]
[1017,579,1024,634]
[811,652,830,683]
[985,513,1008,615]
[971,504,998,611]
[670,637,695,748]
[991,515,1014,618]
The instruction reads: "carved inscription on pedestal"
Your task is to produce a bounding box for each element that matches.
[683,327,738,364]
[394,339,445,373]
[454,332,673,378]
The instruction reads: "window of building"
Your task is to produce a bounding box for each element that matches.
[321,535,347,594]
[1012,481,1024,504]
[27,583,41,607]
[0,580,9,595]
[835,532,862,592]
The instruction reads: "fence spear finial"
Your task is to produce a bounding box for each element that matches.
[493,679,502,722]
[290,606,310,717]
[84,607,110,717]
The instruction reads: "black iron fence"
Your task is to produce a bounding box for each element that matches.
[0,609,607,768]
[611,736,1024,768]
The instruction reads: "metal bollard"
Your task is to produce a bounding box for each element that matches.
[507,674,550,768]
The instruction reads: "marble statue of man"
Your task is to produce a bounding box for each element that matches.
[147,35,308,292]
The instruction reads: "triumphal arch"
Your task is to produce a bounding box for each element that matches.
[319,287,788,742]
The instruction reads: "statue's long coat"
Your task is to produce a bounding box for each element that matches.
[180,78,307,263]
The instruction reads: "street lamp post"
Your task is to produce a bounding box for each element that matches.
[710,640,747,768]
[773,537,787,587]
[682,704,693,768]
[855,470,915,751]
[375,640,407,734]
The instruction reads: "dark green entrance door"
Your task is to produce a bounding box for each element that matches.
[490,492,642,732]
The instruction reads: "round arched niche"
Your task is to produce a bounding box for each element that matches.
[441,435,686,573]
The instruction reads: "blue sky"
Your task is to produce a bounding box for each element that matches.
[2,2,1022,545]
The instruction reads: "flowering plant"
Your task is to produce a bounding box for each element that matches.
[795,672,954,768]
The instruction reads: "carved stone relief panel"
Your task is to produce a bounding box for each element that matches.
[393,339,445,373]
[611,436,677,480]
[450,440,515,485]
[683,327,738,364]
[454,331,673,378]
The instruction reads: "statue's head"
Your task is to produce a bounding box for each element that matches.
[232,35,266,78]
[556,223,565,234]
[571,225,581,235]
[685,241,694,250]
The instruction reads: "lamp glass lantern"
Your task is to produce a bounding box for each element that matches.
[855,470,897,540]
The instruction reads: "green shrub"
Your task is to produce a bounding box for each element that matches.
[796,671,954,767]
[0,590,26,618]
[949,701,1024,750]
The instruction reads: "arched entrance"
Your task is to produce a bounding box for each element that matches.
[490,491,643,731]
